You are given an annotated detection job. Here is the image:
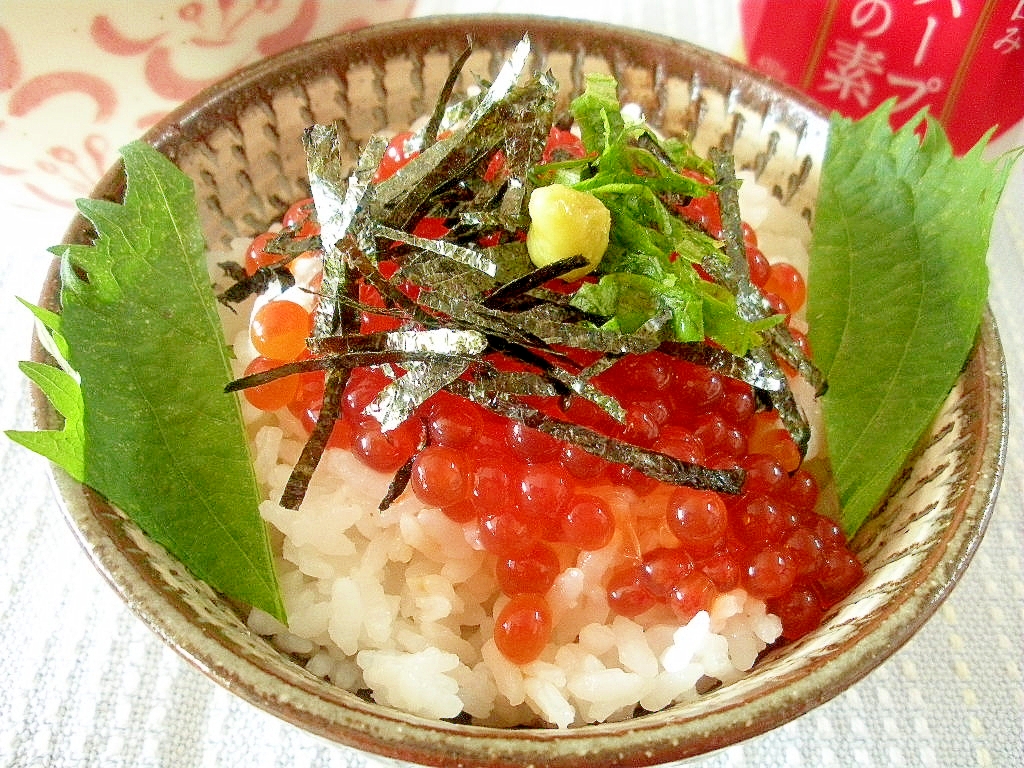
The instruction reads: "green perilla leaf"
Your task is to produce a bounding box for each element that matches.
[9,141,286,623]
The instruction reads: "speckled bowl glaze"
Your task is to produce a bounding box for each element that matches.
[33,16,1006,768]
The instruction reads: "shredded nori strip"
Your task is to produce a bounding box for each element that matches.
[422,41,475,150]
[373,221,500,278]
[768,324,828,396]
[305,127,385,337]
[280,367,350,509]
[307,328,487,357]
[658,341,789,393]
[323,350,473,369]
[215,215,323,306]
[518,309,663,355]
[371,37,550,229]
[379,454,415,511]
[477,241,536,283]
[448,382,744,494]
[367,357,474,431]
[544,365,627,423]
[225,356,330,391]
[495,69,558,224]
[219,261,247,282]
[394,253,499,301]
[384,328,488,355]
[216,262,295,307]
[415,290,554,350]
[481,255,589,308]
[710,148,817,454]
[469,368,561,398]
[263,230,321,258]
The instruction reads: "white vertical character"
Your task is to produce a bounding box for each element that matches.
[820,39,887,107]
[851,0,895,37]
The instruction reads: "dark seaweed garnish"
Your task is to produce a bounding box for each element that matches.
[216,262,295,308]
[280,367,350,510]
[213,214,323,307]
[709,148,820,455]
[225,356,329,391]
[482,255,589,309]
[373,222,501,279]
[379,454,416,511]
[305,126,385,338]
[447,381,743,494]
[370,37,538,230]
[422,41,475,149]
[228,36,828,509]
[657,340,789,393]
[708,150,825,398]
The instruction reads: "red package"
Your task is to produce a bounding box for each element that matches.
[740,0,1024,153]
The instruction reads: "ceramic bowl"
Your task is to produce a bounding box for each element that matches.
[32,16,1006,767]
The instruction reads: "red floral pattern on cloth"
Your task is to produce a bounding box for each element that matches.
[0,0,414,214]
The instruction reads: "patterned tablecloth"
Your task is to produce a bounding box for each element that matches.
[1,2,1021,766]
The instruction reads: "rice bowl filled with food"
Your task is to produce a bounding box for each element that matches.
[222,44,854,726]
[10,18,1013,767]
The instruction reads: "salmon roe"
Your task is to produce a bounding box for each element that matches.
[271,345,862,652]
[250,300,311,361]
[236,179,865,664]
[494,593,553,665]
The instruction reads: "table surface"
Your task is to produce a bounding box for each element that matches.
[1,2,1021,767]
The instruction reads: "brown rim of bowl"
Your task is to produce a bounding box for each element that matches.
[29,14,1007,768]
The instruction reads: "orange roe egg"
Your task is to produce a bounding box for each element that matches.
[495,542,561,596]
[411,446,470,508]
[241,356,298,411]
[493,593,552,665]
[250,300,311,361]
[763,261,807,313]
[244,231,282,276]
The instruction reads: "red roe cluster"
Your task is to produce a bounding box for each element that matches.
[236,139,863,666]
